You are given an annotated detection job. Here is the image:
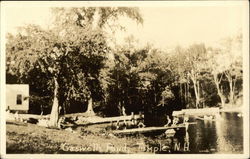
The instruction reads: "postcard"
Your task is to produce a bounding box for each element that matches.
[1,1,249,159]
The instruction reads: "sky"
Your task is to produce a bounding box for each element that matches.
[2,1,248,50]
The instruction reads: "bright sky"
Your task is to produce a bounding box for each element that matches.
[2,1,248,50]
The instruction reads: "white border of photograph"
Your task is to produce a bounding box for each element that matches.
[1,1,249,159]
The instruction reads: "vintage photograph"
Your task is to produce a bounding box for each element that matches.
[1,1,249,158]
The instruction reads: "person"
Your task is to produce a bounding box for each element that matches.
[115,120,121,130]
[58,116,65,129]
[164,115,171,127]
[131,118,138,128]
[6,106,12,121]
[14,111,19,121]
[137,121,145,128]
[172,117,179,126]
[123,120,128,129]
[122,106,126,116]
[183,116,189,123]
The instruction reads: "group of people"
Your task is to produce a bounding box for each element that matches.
[112,116,145,130]
[112,113,189,130]
[164,115,189,127]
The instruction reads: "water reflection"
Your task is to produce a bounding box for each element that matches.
[143,112,243,154]
[215,112,243,153]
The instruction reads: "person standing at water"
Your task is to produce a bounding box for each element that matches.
[172,117,179,126]
[164,115,171,127]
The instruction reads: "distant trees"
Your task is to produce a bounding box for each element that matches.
[107,42,148,115]
[170,44,208,108]
[221,34,243,105]
[206,34,243,107]
[207,48,227,107]
[169,33,243,109]
[185,43,207,108]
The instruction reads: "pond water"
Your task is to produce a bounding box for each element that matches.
[141,112,243,154]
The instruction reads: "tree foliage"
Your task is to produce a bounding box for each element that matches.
[6,7,144,126]
[6,7,243,127]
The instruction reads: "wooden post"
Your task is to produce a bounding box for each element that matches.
[131,112,134,119]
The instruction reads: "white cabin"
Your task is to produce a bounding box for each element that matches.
[6,84,29,112]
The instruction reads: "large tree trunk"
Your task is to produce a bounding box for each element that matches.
[225,72,236,106]
[200,84,205,108]
[213,73,226,107]
[187,82,189,107]
[219,90,225,107]
[184,82,187,106]
[229,79,235,105]
[49,77,60,127]
[118,101,122,115]
[215,82,226,107]
[185,82,190,108]
[197,81,202,107]
[86,97,95,116]
[192,78,200,109]
[180,83,183,104]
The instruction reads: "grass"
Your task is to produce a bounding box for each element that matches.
[6,121,151,154]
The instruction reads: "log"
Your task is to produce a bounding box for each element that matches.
[71,115,144,126]
[63,112,98,118]
[14,114,50,120]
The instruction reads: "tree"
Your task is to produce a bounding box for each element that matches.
[106,38,149,115]
[206,48,227,107]
[185,43,207,108]
[6,25,112,125]
[220,34,243,105]
[169,46,191,108]
[159,86,175,107]
[51,7,143,36]
[207,33,243,106]
[62,29,110,116]
[170,43,214,109]
[203,33,243,108]
[50,7,143,115]
[6,25,63,127]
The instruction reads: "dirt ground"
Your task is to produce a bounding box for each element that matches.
[6,121,153,154]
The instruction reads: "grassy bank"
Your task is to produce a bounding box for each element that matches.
[6,121,152,154]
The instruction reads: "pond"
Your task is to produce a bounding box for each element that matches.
[140,112,243,154]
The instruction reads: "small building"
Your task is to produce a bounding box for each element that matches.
[6,84,29,113]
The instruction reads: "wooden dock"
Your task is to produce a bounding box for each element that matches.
[219,106,243,113]
[173,108,220,117]
[112,122,196,134]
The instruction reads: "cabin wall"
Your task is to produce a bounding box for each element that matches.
[6,84,29,112]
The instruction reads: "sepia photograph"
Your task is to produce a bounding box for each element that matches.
[0,1,249,158]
